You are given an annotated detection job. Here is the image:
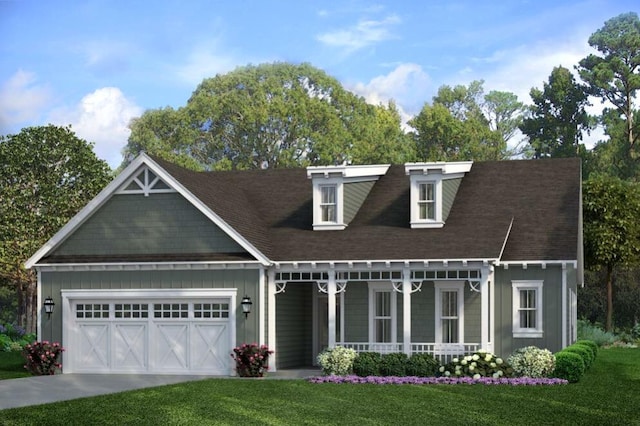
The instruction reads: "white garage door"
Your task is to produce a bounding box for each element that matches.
[62,290,237,375]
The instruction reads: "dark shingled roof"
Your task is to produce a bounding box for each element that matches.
[151,156,581,263]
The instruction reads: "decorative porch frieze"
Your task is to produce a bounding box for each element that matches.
[316,280,347,294]
[391,281,423,293]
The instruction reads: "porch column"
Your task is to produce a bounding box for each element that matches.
[480,265,490,352]
[327,270,337,348]
[267,269,277,371]
[402,268,411,355]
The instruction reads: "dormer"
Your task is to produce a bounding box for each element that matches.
[307,164,390,231]
[405,161,473,229]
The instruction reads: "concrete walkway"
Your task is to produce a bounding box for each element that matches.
[0,369,320,410]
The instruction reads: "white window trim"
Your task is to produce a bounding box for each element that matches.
[512,280,543,338]
[312,178,345,230]
[434,281,464,344]
[368,283,397,343]
[410,177,443,228]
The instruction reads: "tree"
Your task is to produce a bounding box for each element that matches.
[520,66,592,158]
[577,12,640,166]
[583,174,640,331]
[484,90,525,146]
[123,62,407,171]
[0,125,111,332]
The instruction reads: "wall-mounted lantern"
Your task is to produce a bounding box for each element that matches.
[44,297,55,319]
[240,296,252,318]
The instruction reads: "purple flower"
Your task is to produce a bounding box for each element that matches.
[306,375,568,386]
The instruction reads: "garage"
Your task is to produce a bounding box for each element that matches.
[60,289,237,375]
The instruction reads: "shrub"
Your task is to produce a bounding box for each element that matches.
[577,320,615,346]
[0,323,35,352]
[507,346,555,378]
[353,352,381,377]
[230,343,273,377]
[316,346,357,376]
[379,353,409,377]
[575,340,598,360]
[439,350,514,379]
[406,353,440,377]
[22,341,64,375]
[564,345,593,369]
[553,351,585,382]
[632,323,640,340]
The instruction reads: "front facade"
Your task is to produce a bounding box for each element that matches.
[27,154,582,375]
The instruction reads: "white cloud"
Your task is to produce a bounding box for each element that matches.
[349,63,431,128]
[0,70,52,130]
[317,14,401,54]
[49,88,142,169]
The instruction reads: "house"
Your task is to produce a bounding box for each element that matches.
[26,153,582,375]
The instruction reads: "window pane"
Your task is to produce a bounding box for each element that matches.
[442,319,459,343]
[520,289,536,309]
[376,319,391,342]
[321,205,336,222]
[419,183,434,201]
[376,292,390,317]
[441,291,457,317]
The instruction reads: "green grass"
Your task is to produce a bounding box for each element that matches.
[0,351,29,380]
[1,348,639,425]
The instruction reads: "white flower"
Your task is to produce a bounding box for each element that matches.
[469,365,475,371]
[496,358,503,365]
[471,362,477,367]
[472,355,480,361]
[444,371,451,376]
[492,372,499,378]
[490,362,496,368]
[497,370,503,377]
[478,349,487,354]
[452,358,459,363]
[485,355,492,362]
[439,366,445,372]
[455,370,461,375]
[473,374,481,380]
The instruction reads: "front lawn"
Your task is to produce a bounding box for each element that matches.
[0,351,29,380]
[1,348,638,425]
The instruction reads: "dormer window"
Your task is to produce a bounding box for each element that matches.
[308,164,390,231]
[418,182,436,220]
[405,161,472,229]
[320,185,337,223]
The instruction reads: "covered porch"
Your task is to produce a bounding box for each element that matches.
[267,261,494,370]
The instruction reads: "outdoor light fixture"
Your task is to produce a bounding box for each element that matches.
[240,296,253,318]
[44,297,55,319]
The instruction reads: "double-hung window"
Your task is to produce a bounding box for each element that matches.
[434,282,464,344]
[320,185,337,223]
[368,283,396,344]
[418,182,435,220]
[512,281,543,338]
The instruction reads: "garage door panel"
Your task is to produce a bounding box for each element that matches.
[191,323,229,371]
[77,324,110,371]
[154,323,189,370]
[113,323,148,371]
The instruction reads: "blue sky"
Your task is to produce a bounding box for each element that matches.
[0,0,636,168]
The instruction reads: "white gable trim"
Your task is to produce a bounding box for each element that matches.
[25,153,271,269]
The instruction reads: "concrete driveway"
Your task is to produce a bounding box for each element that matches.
[0,374,213,410]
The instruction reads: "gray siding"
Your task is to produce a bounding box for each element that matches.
[40,268,260,347]
[344,181,376,224]
[442,178,462,221]
[493,265,564,357]
[343,283,368,341]
[53,193,245,256]
[276,283,312,368]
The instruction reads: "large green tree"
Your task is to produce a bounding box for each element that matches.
[520,66,592,158]
[124,62,409,171]
[0,125,111,331]
[583,174,640,331]
[410,81,513,161]
[577,12,640,176]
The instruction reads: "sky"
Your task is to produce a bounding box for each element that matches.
[0,0,636,169]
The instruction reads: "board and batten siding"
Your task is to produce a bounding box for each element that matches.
[343,181,376,224]
[493,265,566,357]
[40,268,260,348]
[275,282,313,369]
[52,193,246,256]
[442,178,462,222]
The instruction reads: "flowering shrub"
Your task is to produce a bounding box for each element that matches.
[307,375,567,386]
[317,346,357,376]
[22,341,64,375]
[0,323,36,352]
[439,350,514,379]
[231,343,273,377]
[507,346,555,378]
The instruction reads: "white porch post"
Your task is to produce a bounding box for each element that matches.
[36,269,42,341]
[258,268,265,346]
[562,263,568,348]
[327,270,337,348]
[481,265,490,352]
[402,268,411,355]
[267,269,277,371]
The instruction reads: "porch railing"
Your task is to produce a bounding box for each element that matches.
[337,342,480,364]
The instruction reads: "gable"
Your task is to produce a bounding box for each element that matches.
[344,180,376,224]
[49,192,248,258]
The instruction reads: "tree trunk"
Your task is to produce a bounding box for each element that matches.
[606,264,614,332]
